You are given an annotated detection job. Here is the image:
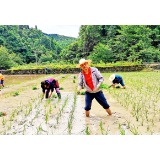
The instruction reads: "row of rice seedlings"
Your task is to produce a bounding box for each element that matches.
[4,87,28,98]
[1,88,43,134]
[58,74,72,84]
[103,72,160,134]
[56,96,69,124]
[68,93,77,134]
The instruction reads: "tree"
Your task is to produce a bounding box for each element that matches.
[113,25,152,61]
[0,46,13,69]
[9,53,23,65]
[39,53,53,63]
[88,43,114,63]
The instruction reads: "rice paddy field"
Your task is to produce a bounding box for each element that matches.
[0,72,160,135]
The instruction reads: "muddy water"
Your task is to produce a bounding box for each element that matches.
[0,74,59,99]
[2,74,46,86]
[1,73,159,135]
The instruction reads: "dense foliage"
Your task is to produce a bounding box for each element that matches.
[0,25,77,68]
[1,25,160,70]
[43,33,77,47]
[60,25,160,63]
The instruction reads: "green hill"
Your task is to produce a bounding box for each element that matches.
[43,33,77,47]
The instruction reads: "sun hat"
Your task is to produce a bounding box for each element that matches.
[109,74,115,81]
[76,59,92,68]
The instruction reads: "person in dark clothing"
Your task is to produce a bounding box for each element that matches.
[109,74,125,89]
[41,78,61,99]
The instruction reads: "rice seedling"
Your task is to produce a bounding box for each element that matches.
[45,111,49,124]
[73,80,75,83]
[52,94,57,98]
[125,119,131,129]
[54,103,56,108]
[67,93,77,133]
[59,87,64,90]
[9,115,13,121]
[49,105,52,114]
[85,126,90,135]
[36,124,43,135]
[80,92,85,95]
[120,128,125,135]
[0,112,4,117]
[32,87,37,90]
[14,91,19,96]
[25,109,28,117]
[130,126,139,135]
[118,123,121,129]
[68,121,72,134]
[3,130,6,135]
[74,76,76,79]
[100,120,105,135]
[105,126,110,135]
[2,117,6,126]
[28,105,32,114]
[7,122,12,130]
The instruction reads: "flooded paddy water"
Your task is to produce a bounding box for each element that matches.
[0,72,160,135]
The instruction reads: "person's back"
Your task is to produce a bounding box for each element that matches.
[113,75,122,83]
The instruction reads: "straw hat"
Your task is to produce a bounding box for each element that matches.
[76,59,92,68]
[109,74,115,81]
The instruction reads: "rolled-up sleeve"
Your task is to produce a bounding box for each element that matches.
[78,73,83,87]
[95,68,104,83]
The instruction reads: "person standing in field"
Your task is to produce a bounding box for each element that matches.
[109,74,126,89]
[76,59,112,117]
[45,67,48,75]
[41,78,61,99]
[0,73,4,87]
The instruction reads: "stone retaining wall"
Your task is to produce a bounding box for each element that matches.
[0,65,146,75]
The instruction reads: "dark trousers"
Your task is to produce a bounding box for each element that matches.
[85,91,110,111]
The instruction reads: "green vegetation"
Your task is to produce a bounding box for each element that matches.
[59,87,64,90]
[60,25,160,63]
[14,91,19,96]
[0,25,76,68]
[80,91,85,95]
[32,87,37,90]
[10,60,143,70]
[103,72,160,134]
[43,33,77,47]
[1,25,160,70]
[0,112,4,117]
[73,80,75,83]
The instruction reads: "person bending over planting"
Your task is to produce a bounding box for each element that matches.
[41,78,61,99]
[0,74,4,87]
[76,59,112,117]
[109,74,126,89]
